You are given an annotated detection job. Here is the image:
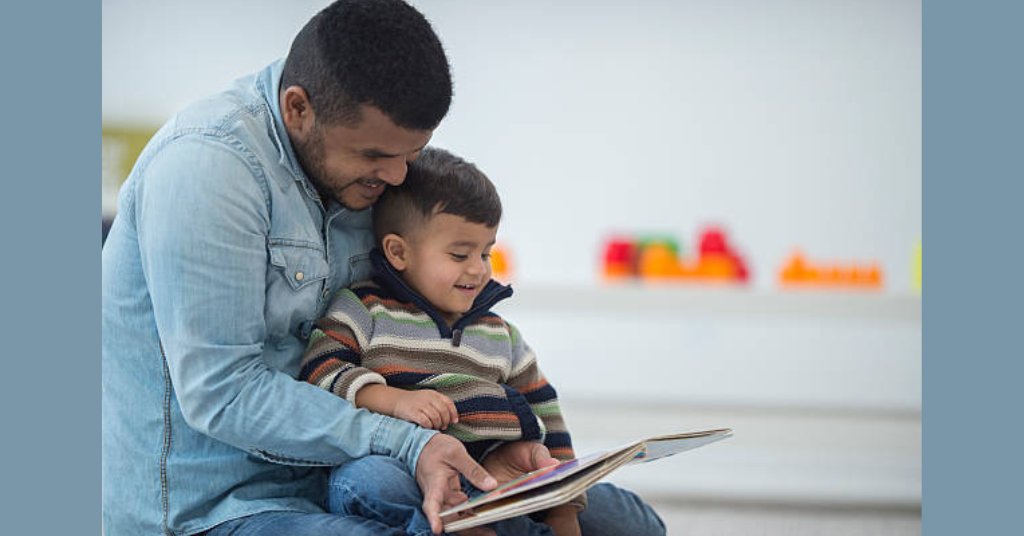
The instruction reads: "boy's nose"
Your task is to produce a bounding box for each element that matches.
[470,257,490,277]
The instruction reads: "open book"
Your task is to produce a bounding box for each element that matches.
[440,428,733,531]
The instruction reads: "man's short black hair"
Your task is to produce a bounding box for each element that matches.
[281,0,452,130]
[373,147,502,245]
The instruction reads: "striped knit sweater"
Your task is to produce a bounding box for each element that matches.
[299,250,577,466]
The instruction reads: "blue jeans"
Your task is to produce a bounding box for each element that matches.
[205,510,410,536]
[327,455,666,536]
[206,455,666,536]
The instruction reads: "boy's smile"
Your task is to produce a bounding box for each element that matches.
[388,212,498,323]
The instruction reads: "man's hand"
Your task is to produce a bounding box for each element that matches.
[394,389,459,430]
[481,441,560,485]
[416,434,497,534]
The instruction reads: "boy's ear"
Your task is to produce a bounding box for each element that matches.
[381,234,409,271]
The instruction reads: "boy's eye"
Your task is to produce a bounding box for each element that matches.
[482,253,492,261]
[449,253,468,261]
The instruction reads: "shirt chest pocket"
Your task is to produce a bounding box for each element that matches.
[269,239,330,290]
[266,239,330,345]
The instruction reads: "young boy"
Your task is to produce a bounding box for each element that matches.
[299,147,584,536]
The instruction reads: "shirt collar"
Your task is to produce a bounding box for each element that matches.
[256,59,321,201]
[369,248,513,337]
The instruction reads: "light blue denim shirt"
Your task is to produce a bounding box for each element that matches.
[102,60,438,536]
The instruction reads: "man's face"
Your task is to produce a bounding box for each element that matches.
[292,104,433,211]
[399,213,498,322]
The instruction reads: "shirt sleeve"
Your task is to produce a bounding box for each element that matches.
[504,323,575,461]
[504,322,587,511]
[299,290,387,404]
[134,134,435,474]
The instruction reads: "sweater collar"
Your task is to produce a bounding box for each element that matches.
[369,248,513,338]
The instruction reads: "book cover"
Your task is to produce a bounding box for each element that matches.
[441,428,732,531]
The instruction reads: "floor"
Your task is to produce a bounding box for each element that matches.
[559,399,922,536]
[650,500,921,536]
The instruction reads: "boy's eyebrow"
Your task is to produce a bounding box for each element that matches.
[449,239,496,248]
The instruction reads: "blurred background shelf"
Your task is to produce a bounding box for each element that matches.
[494,284,921,413]
[502,284,920,321]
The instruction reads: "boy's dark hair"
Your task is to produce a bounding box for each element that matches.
[281,0,452,130]
[373,147,502,244]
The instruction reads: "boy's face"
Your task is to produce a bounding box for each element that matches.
[399,213,498,320]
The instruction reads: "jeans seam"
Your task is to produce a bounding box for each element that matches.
[329,480,402,525]
[368,415,388,455]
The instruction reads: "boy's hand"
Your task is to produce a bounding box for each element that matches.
[482,441,559,484]
[394,389,459,430]
[544,504,582,536]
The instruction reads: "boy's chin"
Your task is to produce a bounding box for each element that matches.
[442,306,471,320]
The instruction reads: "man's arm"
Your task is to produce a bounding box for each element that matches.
[135,135,433,469]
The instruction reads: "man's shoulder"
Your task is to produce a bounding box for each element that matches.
[127,66,302,223]
[137,66,280,172]
[161,77,272,152]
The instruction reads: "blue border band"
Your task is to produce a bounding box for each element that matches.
[1,1,100,533]
[926,0,1024,534]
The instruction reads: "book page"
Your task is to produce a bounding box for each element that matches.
[629,428,733,465]
[442,449,621,517]
[444,446,643,531]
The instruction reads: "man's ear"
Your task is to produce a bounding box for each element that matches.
[280,86,315,139]
[381,234,409,271]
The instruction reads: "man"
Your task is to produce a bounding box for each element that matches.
[102,1,664,535]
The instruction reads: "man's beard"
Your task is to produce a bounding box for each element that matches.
[292,124,354,207]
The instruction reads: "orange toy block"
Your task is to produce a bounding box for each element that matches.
[779,251,883,289]
[489,244,513,283]
[692,253,737,280]
[638,243,685,278]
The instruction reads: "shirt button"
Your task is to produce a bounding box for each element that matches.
[295,271,304,281]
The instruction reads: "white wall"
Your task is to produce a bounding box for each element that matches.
[102,0,921,291]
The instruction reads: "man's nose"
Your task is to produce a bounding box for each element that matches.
[376,157,408,186]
